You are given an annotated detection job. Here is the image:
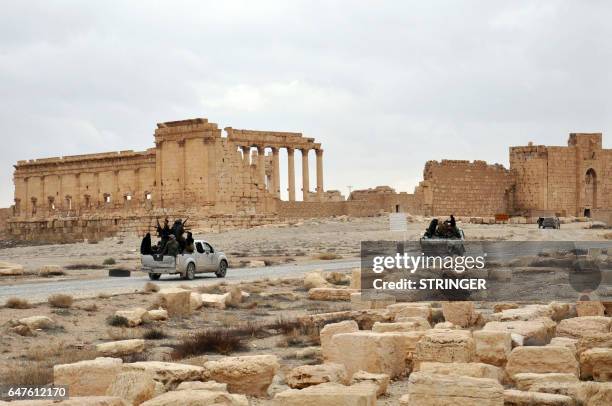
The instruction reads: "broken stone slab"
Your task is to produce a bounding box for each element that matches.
[122,361,206,389]
[371,321,427,333]
[320,320,359,361]
[176,381,228,392]
[576,332,612,357]
[441,301,478,327]
[142,308,168,322]
[352,309,394,330]
[0,261,24,276]
[580,348,612,381]
[327,331,407,378]
[201,354,279,397]
[483,317,555,345]
[114,308,147,327]
[273,382,377,406]
[576,301,606,317]
[407,372,504,405]
[140,389,248,406]
[200,293,229,309]
[473,330,512,367]
[512,372,579,391]
[418,361,502,382]
[350,292,396,310]
[386,302,431,321]
[505,346,579,380]
[413,329,475,369]
[395,316,431,329]
[308,287,357,301]
[105,371,157,405]
[54,357,123,396]
[548,337,578,353]
[157,288,192,317]
[350,370,389,397]
[286,363,348,389]
[503,389,574,406]
[490,304,554,322]
[18,315,55,330]
[556,316,612,339]
[96,339,145,357]
[304,270,329,289]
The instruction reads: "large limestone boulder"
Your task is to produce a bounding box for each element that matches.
[320,320,359,360]
[190,292,203,310]
[413,329,475,369]
[407,372,504,405]
[273,382,377,406]
[54,357,123,396]
[505,346,579,379]
[176,381,227,392]
[576,301,606,317]
[327,331,407,378]
[286,363,348,389]
[576,332,612,357]
[308,287,357,301]
[0,261,23,275]
[372,321,427,333]
[97,339,145,357]
[387,303,431,321]
[142,308,168,322]
[503,389,574,406]
[513,372,579,391]
[200,293,229,309]
[224,286,248,307]
[201,355,279,397]
[556,316,611,339]
[441,301,478,327]
[350,370,389,397]
[580,348,612,381]
[115,308,147,327]
[483,317,556,345]
[18,315,55,330]
[304,270,329,289]
[418,361,502,382]
[473,330,512,367]
[157,288,192,317]
[122,361,205,389]
[140,389,248,406]
[105,371,157,405]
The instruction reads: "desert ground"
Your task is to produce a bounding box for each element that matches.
[0,215,611,405]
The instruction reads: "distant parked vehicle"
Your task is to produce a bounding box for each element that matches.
[141,240,228,280]
[538,217,561,229]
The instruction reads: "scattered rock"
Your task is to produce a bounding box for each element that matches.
[418,361,502,382]
[320,320,359,360]
[386,303,431,321]
[308,288,357,301]
[413,329,475,369]
[115,308,147,327]
[54,357,124,396]
[200,293,229,309]
[473,330,512,367]
[576,301,606,317]
[9,324,33,336]
[0,261,24,276]
[350,370,390,397]
[503,389,574,406]
[106,371,157,405]
[580,348,612,381]
[202,355,279,397]
[274,382,377,405]
[190,292,203,310]
[407,372,504,405]
[97,339,145,357]
[506,346,579,380]
[38,265,64,277]
[142,308,168,322]
[441,301,478,327]
[556,316,612,339]
[286,363,348,389]
[122,361,205,389]
[483,317,555,345]
[140,389,248,406]
[176,381,228,392]
[18,315,55,330]
[513,372,579,391]
[372,321,427,333]
[157,288,192,317]
[303,270,329,289]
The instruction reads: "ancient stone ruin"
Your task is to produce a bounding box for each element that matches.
[3,117,612,241]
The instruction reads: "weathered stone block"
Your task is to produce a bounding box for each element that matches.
[54,357,123,396]
[413,329,475,369]
[505,346,579,379]
[320,320,359,361]
[286,363,348,389]
[473,330,512,367]
[201,355,279,397]
[407,372,504,405]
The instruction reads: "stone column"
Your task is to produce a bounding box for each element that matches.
[316,149,324,201]
[257,146,266,190]
[272,147,280,198]
[287,148,296,201]
[301,148,310,201]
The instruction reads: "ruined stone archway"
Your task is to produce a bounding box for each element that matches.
[584,168,597,216]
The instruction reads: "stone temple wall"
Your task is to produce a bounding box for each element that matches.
[420,160,515,216]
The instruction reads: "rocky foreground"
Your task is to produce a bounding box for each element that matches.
[1,267,611,405]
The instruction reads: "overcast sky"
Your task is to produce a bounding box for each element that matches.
[1,1,611,206]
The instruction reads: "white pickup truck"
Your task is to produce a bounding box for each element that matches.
[141,240,228,280]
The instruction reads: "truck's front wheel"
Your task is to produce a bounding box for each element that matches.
[149,273,161,281]
[184,262,196,280]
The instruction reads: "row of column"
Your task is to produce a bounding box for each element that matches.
[245,146,324,201]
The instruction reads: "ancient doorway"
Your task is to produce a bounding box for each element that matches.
[584,169,597,214]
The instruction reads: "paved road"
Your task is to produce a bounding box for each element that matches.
[0,259,360,304]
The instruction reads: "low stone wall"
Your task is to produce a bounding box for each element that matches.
[592,209,612,226]
[277,200,388,219]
